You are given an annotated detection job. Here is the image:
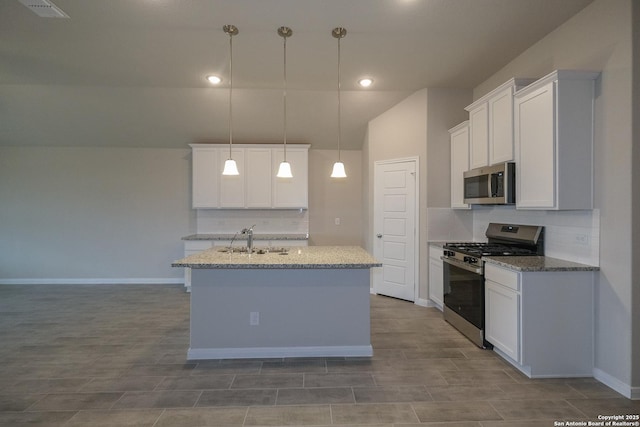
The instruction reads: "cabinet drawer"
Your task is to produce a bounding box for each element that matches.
[485,263,519,291]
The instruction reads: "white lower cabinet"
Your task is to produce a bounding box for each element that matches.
[428,244,444,310]
[183,240,215,292]
[485,279,519,362]
[484,262,594,378]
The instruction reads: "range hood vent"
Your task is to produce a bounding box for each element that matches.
[18,0,69,18]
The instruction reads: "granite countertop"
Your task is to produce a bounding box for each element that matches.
[172,246,382,269]
[182,233,308,241]
[483,255,600,272]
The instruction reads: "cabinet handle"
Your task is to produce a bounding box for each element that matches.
[376,234,383,238]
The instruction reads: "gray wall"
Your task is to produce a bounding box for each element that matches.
[363,88,471,301]
[0,146,194,282]
[308,149,363,246]
[0,146,363,282]
[426,88,473,208]
[474,0,636,393]
[632,0,640,389]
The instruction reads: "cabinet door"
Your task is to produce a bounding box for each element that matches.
[469,104,489,169]
[485,280,520,362]
[192,147,218,208]
[219,148,246,208]
[489,86,515,165]
[450,124,470,209]
[428,255,444,310]
[515,81,555,208]
[246,148,272,208]
[272,148,308,209]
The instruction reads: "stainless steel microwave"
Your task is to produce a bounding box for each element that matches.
[463,162,515,205]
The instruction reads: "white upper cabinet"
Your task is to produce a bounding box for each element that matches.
[515,70,598,210]
[272,147,308,209]
[467,103,488,169]
[191,146,218,208]
[489,85,516,165]
[190,144,309,209]
[449,121,470,209]
[466,78,535,169]
[219,148,245,208]
[246,148,273,208]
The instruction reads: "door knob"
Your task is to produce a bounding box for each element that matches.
[376,234,383,238]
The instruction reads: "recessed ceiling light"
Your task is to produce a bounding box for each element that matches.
[206,75,222,85]
[358,78,373,88]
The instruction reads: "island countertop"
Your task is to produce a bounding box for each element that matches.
[172,245,381,269]
[182,233,308,241]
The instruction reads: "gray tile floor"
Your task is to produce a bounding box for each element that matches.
[0,284,638,426]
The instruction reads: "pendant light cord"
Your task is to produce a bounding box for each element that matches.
[332,28,345,162]
[228,30,233,159]
[283,33,287,161]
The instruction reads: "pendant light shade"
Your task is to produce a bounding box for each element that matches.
[222,24,239,176]
[276,26,293,179]
[331,27,347,178]
[331,161,346,178]
[222,158,240,175]
[276,161,293,178]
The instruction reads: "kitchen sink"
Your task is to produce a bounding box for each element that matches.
[217,247,289,254]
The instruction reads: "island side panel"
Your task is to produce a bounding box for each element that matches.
[189,268,372,359]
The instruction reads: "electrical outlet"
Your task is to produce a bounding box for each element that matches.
[335,217,341,226]
[250,311,259,326]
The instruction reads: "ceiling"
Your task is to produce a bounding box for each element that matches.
[0,0,594,150]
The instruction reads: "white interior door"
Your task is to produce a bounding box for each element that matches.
[373,159,417,301]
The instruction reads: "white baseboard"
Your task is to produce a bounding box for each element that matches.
[593,367,639,399]
[415,298,430,307]
[0,278,184,285]
[188,345,374,360]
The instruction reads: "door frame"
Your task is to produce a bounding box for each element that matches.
[373,156,420,301]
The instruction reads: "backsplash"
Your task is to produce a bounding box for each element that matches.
[426,208,474,241]
[196,209,309,235]
[472,206,599,266]
[427,207,600,266]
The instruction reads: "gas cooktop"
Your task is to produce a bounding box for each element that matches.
[443,242,538,257]
[443,223,545,262]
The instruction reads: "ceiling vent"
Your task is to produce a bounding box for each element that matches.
[18,0,69,18]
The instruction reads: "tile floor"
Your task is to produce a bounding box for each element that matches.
[0,284,638,426]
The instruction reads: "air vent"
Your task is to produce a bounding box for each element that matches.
[18,0,69,18]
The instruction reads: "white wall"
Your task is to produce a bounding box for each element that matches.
[0,146,194,282]
[473,0,636,396]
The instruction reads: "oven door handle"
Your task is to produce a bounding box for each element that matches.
[441,256,483,275]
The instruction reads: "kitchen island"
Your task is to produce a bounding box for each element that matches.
[172,246,381,360]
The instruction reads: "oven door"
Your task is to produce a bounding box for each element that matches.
[442,257,484,329]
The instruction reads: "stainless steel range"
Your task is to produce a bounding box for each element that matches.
[442,223,544,348]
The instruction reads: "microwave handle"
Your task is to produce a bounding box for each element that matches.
[490,173,498,197]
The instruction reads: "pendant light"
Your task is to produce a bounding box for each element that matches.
[222,24,240,176]
[331,27,347,178]
[276,26,293,178]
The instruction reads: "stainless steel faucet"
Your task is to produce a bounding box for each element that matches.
[241,224,256,253]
